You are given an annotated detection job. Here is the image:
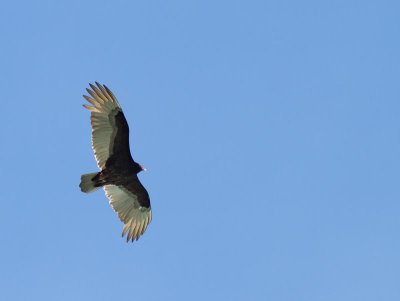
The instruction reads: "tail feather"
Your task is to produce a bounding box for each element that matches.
[80,172,100,193]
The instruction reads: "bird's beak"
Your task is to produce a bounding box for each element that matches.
[140,165,147,171]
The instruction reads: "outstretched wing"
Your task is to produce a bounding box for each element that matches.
[104,184,152,242]
[82,82,133,169]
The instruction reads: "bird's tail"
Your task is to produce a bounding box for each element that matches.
[80,172,101,193]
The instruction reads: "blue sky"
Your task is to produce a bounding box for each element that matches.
[1,0,400,300]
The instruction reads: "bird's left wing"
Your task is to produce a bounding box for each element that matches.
[104,184,152,242]
[83,82,132,169]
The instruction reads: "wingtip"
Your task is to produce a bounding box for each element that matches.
[103,84,121,107]
[103,84,112,95]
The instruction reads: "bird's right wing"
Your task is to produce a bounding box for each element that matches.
[104,184,152,242]
[82,82,131,169]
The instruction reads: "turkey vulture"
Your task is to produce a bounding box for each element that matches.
[79,82,151,242]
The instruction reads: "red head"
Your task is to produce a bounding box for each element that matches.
[133,162,146,174]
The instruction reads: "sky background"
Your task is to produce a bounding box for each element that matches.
[1,0,400,300]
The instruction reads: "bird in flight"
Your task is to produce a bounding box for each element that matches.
[79,82,151,242]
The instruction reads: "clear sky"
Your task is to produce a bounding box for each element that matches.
[1,0,399,300]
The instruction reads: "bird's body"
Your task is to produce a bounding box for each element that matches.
[79,82,151,242]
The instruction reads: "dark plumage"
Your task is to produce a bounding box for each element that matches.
[79,82,151,242]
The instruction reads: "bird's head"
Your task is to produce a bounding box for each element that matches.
[134,162,146,174]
